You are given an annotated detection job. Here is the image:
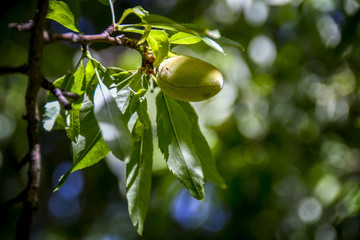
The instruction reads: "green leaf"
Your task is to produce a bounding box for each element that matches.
[117,6,149,25]
[47,0,80,33]
[72,96,110,172]
[43,101,61,131]
[84,58,108,102]
[142,14,217,38]
[129,72,143,92]
[156,92,204,200]
[54,95,110,191]
[141,14,200,36]
[93,67,132,160]
[126,100,153,235]
[117,27,145,35]
[169,32,202,45]
[201,37,225,54]
[106,67,131,76]
[177,101,226,188]
[48,62,85,142]
[147,30,169,67]
[115,72,140,90]
[115,86,134,114]
[67,61,85,143]
[138,24,151,45]
[124,89,147,122]
[216,36,245,51]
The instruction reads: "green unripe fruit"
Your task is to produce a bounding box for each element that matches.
[156,55,224,102]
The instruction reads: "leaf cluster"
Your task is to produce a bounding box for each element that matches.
[43,1,239,235]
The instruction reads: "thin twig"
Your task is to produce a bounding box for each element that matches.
[44,25,138,47]
[8,20,34,32]
[41,77,79,109]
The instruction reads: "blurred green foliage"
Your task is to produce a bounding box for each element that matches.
[2,0,360,239]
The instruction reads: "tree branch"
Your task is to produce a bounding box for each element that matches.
[43,24,155,63]
[43,24,144,52]
[14,0,48,239]
[9,21,155,64]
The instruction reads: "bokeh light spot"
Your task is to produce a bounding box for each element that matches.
[245,1,269,26]
[314,175,341,205]
[298,197,322,223]
[248,36,277,66]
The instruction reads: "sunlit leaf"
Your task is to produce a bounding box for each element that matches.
[124,89,147,122]
[138,24,151,45]
[67,61,85,143]
[201,37,225,54]
[127,100,153,235]
[117,6,149,25]
[177,101,226,188]
[45,60,85,142]
[147,30,169,67]
[156,92,204,200]
[129,72,143,92]
[47,0,80,33]
[169,32,202,45]
[216,36,245,51]
[43,101,61,131]
[93,66,132,160]
[54,95,110,191]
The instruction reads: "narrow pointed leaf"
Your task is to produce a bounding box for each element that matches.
[93,68,132,160]
[177,101,226,188]
[55,95,110,191]
[169,32,202,45]
[117,6,149,25]
[216,36,245,51]
[67,61,85,143]
[127,101,153,235]
[47,0,80,32]
[137,24,151,45]
[124,89,147,122]
[156,92,204,200]
[72,96,110,171]
[147,30,169,67]
[201,37,225,54]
